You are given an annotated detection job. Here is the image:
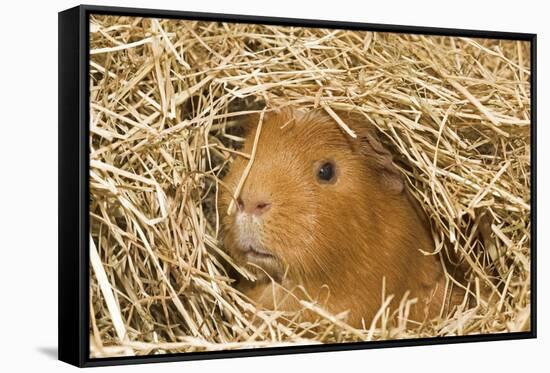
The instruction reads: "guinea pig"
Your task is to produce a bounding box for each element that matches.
[220,107,462,327]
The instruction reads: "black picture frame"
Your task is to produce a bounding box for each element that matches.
[58,4,537,368]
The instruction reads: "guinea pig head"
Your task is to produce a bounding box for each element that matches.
[220,108,407,285]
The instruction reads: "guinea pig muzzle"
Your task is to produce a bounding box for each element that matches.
[235,212,274,259]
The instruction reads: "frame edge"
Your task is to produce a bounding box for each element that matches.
[530,33,537,338]
[58,5,86,368]
[81,3,536,40]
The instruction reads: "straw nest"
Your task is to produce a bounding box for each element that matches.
[88,14,531,358]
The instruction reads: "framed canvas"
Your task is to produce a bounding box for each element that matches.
[58,4,537,367]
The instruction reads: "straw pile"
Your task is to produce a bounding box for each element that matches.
[88,14,531,358]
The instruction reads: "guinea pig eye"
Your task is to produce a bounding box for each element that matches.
[317,161,336,183]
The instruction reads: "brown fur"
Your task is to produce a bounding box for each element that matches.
[220,108,462,327]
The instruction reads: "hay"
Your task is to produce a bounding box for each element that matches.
[88,15,531,358]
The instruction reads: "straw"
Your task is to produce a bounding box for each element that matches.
[88,15,531,357]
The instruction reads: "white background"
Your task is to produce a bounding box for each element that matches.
[0,0,546,371]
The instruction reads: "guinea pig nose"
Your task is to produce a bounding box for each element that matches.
[241,198,271,216]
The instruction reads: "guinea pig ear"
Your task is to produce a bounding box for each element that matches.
[338,112,404,195]
[358,129,404,195]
